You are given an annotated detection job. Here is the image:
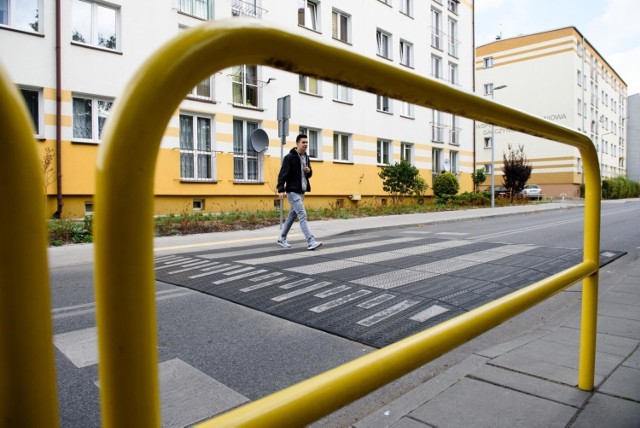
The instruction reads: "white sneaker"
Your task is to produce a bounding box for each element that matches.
[307,240,323,250]
[276,238,292,248]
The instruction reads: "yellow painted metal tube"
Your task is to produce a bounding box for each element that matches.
[201,261,596,427]
[0,64,59,426]
[94,19,602,425]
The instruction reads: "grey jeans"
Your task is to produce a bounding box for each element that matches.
[281,192,314,243]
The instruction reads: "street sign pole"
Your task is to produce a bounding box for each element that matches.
[277,95,291,230]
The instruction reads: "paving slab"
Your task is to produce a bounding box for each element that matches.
[598,365,640,401]
[600,291,640,306]
[475,332,546,359]
[623,347,640,369]
[390,417,433,428]
[468,364,590,407]
[408,377,575,428]
[540,326,639,357]
[565,314,640,341]
[489,353,581,386]
[572,393,640,428]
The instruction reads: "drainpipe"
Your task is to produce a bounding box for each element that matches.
[53,0,63,218]
[471,2,477,175]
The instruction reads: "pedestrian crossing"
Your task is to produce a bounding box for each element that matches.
[152,234,600,347]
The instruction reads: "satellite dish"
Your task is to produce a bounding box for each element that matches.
[250,128,269,152]
[443,158,450,172]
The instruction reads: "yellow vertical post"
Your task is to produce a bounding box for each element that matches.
[0,65,59,426]
[578,147,601,391]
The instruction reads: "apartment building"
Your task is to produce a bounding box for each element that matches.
[0,0,474,218]
[476,27,627,198]
[628,93,640,183]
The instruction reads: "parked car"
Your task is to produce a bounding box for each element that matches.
[493,186,509,198]
[519,184,542,200]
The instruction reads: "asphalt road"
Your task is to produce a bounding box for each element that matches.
[49,200,640,427]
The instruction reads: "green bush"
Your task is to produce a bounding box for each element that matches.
[443,191,489,207]
[433,172,460,198]
[602,177,640,199]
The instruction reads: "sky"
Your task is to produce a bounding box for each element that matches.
[474,0,640,95]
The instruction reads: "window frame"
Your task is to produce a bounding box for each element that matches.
[299,74,321,96]
[449,150,459,174]
[431,8,442,50]
[232,118,263,182]
[483,57,493,68]
[179,0,212,20]
[400,0,413,17]
[431,54,442,79]
[179,112,216,182]
[19,86,43,137]
[0,0,42,33]
[400,142,414,165]
[447,18,458,57]
[376,95,392,113]
[376,28,392,60]
[231,64,261,109]
[72,94,114,143]
[377,139,392,165]
[71,0,121,51]
[400,101,414,119]
[484,136,492,149]
[299,126,321,159]
[448,62,458,85]
[333,132,352,162]
[333,84,352,104]
[298,0,320,32]
[187,75,215,102]
[332,8,351,43]
[400,39,414,68]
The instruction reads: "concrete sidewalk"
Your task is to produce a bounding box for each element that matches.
[348,204,640,427]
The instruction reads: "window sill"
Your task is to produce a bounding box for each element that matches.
[71,139,100,145]
[332,160,353,165]
[376,109,393,115]
[233,180,265,185]
[299,90,322,98]
[332,37,352,46]
[185,96,217,104]
[399,11,414,19]
[180,179,217,184]
[177,11,210,21]
[230,103,265,112]
[0,25,44,37]
[400,63,415,70]
[332,99,353,106]
[71,41,123,55]
[376,54,393,62]
[400,114,415,120]
[298,24,322,35]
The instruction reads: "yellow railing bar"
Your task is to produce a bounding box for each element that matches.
[0,64,59,426]
[94,19,601,427]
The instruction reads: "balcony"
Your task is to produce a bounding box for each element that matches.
[231,0,267,18]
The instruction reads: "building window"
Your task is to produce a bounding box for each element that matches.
[484,136,492,149]
[20,88,42,136]
[376,29,392,59]
[432,148,443,174]
[179,113,214,181]
[180,0,211,19]
[376,95,392,113]
[577,70,582,86]
[448,62,458,85]
[233,119,262,182]
[432,110,444,143]
[298,0,320,31]
[447,0,458,14]
[332,9,350,43]
[71,0,119,50]
[431,8,442,49]
[299,75,320,95]
[299,126,321,159]
[484,164,493,174]
[401,102,414,118]
[447,19,458,57]
[483,57,493,68]
[450,115,460,145]
[72,95,113,142]
[333,84,352,103]
[187,76,214,101]
[484,83,494,95]
[231,65,261,108]
[333,132,351,162]
[400,40,413,68]
[377,139,391,165]
[401,142,414,165]
[400,0,413,17]
[577,98,582,115]
[431,55,442,79]
[1,0,40,32]
[449,151,459,173]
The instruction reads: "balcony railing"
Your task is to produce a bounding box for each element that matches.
[231,0,267,18]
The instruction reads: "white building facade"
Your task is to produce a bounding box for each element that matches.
[475,27,627,198]
[0,0,475,218]
[627,93,640,183]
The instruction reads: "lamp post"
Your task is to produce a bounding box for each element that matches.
[490,84,507,208]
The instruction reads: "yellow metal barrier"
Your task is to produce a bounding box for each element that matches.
[0,64,59,426]
[0,18,601,427]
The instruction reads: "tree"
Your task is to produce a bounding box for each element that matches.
[378,160,428,205]
[502,144,532,199]
[471,169,486,193]
[432,172,459,197]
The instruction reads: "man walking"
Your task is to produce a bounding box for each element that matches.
[276,134,323,250]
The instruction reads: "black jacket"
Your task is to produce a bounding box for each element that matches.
[277,148,312,194]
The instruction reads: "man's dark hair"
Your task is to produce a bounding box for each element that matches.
[296,133,308,143]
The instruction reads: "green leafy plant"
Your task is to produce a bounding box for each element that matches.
[502,144,532,199]
[378,160,429,205]
[471,169,486,193]
[433,172,460,200]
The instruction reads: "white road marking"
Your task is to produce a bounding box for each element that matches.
[309,290,372,313]
[356,300,420,326]
[410,305,450,322]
